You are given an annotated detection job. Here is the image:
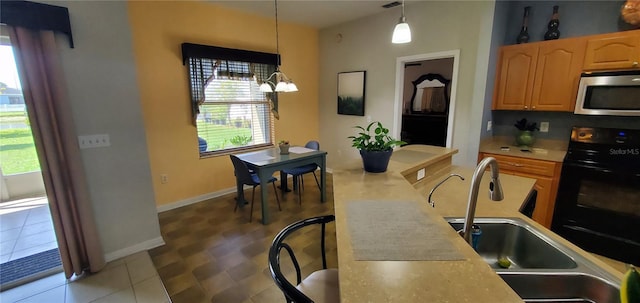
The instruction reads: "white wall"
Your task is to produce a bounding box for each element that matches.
[42,1,163,259]
[319,1,496,168]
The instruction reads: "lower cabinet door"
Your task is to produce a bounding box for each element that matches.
[532,176,553,228]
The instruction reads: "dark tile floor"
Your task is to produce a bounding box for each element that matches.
[150,174,337,303]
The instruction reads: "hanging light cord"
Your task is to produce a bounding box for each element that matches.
[259,0,298,92]
[274,0,280,63]
[402,0,405,18]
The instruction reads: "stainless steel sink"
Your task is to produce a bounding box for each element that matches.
[446,217,577,269]
[445,217,621,303]
[499,273,620,303]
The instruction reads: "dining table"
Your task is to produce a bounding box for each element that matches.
[235,146,327,224]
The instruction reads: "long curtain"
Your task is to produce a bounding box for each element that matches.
[8,26,105,278]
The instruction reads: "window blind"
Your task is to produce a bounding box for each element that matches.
[183,43,280,155]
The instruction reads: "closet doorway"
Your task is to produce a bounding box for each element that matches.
[393,50,459,148]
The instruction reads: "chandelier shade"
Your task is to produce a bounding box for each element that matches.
[259,70,298,93]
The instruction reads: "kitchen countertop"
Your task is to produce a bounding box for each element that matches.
[332,144,622,302]
[480,136,568,162]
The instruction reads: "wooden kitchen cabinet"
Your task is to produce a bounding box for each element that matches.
[493,44,538,111]
[583,30,640,71]
[479,153,562,228]
[531,176,553,227]
[493,37,586,112]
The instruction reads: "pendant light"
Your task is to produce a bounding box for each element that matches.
[259,0,298,93]
[392,0,411,44]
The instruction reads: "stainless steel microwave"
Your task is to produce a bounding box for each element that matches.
[574,70,640,116]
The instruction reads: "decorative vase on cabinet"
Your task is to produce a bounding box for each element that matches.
[516,6,531,44]
[544,6,561,40]
[516,130,536,147]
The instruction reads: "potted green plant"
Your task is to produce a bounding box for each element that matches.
[278,140,290,155]
[514,118,539,147]
[348,121,406,173]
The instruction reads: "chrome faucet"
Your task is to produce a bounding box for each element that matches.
[460,157,504,244]
[427,174,465,207]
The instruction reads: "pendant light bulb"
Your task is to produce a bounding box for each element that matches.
[392,0,411,44]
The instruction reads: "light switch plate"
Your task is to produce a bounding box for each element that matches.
[416,168,426,180]
[78,134,111,149]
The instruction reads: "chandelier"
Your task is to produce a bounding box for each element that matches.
[259,0,298,93]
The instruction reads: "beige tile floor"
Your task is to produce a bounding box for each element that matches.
[1,197,171,302]
[0,251,170,303]
[0,196,57,263]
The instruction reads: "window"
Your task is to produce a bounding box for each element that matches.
[0,36,41,175]
[182,44,279,156]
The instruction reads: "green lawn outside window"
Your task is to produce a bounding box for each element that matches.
[0,111,40,175]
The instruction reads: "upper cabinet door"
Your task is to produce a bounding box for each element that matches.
[583,30,640,71]
[493,44,539,110]
[531,38,587,112]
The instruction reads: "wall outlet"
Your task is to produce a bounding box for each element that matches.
[160,174,169,184]
[416,168,425,180]
[540,122,549,133]
[78,134,111,149]
[487,121,492,131]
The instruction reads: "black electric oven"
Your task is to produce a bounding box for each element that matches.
[552,127,640,265]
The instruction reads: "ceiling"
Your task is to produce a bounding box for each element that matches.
[209,1,403,29]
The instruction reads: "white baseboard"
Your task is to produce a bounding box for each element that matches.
[104,236,165,262]
[156,168,333,214]
[156,187,237,213]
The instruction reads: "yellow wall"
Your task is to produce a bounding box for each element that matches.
[127,1,319,206]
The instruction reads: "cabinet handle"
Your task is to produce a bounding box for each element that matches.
[532,106,536,110]
[507,162,524,167]
[524,105,528,109]
[633,61,639,67]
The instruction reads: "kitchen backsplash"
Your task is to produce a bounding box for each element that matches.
[491,111,640,141]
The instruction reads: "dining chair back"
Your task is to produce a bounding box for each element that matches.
[230,155,281,222]
[282,141,320,205]
[269,215,338,303]
[305,141,319,150]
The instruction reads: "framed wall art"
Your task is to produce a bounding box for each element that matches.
[337,71,366,116]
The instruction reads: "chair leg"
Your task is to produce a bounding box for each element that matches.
[297,176,302,206]
[312,171,320,190]
[249,186,256,222]
[272,182,282,211]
